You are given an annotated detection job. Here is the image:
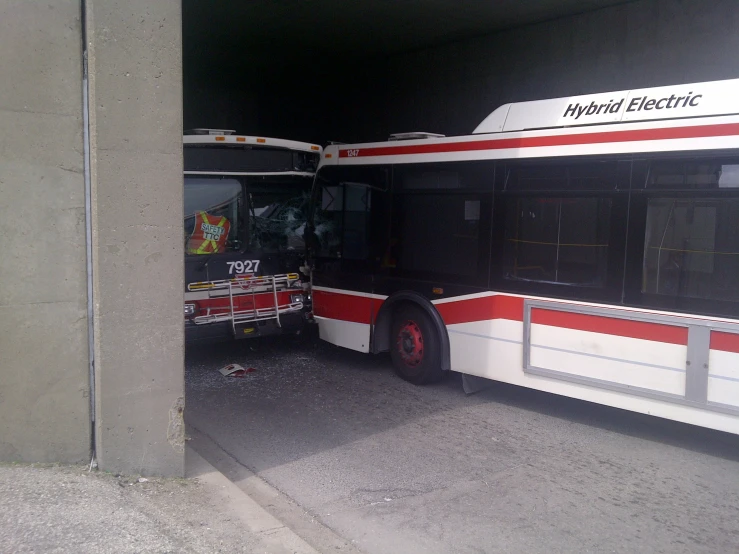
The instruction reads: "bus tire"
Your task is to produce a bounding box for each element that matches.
[390,305,443,385]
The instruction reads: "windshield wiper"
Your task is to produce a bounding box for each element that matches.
[197,251,219,271]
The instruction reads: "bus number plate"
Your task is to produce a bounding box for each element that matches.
[227,260,260,274]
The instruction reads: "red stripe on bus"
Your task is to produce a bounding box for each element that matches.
[338,123,739,158]
[435,295,524,325]
[313,290,707,346]
[531,308,688,345]
[195,291,294,313]
[312,289,374,324]
[710,331,739,354]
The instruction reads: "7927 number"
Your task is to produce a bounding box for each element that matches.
[226,260,260,275]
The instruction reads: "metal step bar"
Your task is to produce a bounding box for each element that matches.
[187,273,303,334]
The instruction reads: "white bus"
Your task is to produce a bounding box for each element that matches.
[183,129,321,343]
[306,78,739,435]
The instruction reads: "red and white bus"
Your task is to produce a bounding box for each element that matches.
[307,78,739,434]
[184,129,320,343]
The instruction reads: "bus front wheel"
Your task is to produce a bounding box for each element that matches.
[390,305,443,385]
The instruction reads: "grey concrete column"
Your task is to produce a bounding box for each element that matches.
[0,1,90,463]
[86,0,185,476]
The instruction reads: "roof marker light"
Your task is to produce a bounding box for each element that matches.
[215,136,225,141]
[256,138,266,143]
[236,136,245,142]
[389,132,445,141]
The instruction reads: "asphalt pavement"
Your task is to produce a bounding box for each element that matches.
[186,331,739,554]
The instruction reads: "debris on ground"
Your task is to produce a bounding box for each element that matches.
[218,363,257,378]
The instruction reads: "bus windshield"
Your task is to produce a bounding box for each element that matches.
[247,180,312,253]
[184,175,312,255]
[184,176,243,254]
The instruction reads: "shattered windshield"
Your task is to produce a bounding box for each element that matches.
[247,181,312,253]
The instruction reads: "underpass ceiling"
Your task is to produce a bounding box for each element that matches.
[183,0,634,78]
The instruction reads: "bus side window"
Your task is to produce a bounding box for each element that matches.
[395,193,484,278]
[626,157,739,314]
[389,162,493,284]
[642,197,739,302]
[314,165,389,261]
[314,183,371,260]
[314,185,343,257]
[342,184,371,260]
[502,197,612,286]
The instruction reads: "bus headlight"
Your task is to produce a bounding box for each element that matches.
[290,294,304,304]
[184,303,197,316]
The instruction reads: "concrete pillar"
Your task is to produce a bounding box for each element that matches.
[86,0,185,476]
[0,1,90,463]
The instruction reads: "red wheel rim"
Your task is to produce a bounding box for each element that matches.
[396,320,424,367]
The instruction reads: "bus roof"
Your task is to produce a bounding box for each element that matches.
[474,78,739,134]
[318,78,739,168]
[184,132,322,154]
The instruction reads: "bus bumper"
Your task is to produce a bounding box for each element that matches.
[185,312,306,344]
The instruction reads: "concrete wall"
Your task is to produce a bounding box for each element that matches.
[374,0,739,140]
[87,0,185,477]
[0,1,90,463]
[0,0,185,476]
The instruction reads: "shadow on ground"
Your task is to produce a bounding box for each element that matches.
[185,330,739,473]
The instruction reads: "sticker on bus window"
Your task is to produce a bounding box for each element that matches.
[465,200,480,221]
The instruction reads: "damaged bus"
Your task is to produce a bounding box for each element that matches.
[184,129,320,342]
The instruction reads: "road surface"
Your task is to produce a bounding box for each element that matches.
[186,332,739,554]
